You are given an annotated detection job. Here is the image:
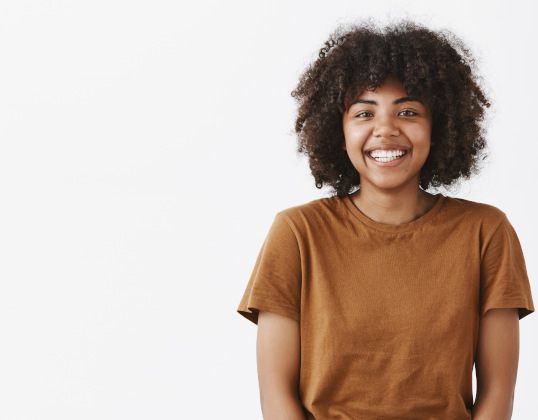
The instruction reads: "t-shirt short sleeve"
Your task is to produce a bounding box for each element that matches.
[480,213,535,320]
[236,211,302,325]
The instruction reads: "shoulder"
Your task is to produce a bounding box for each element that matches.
[444,195,507,227]
[442,196,515,250]
[275,195,343,234]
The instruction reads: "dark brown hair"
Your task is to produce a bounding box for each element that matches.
[290,18,492,197]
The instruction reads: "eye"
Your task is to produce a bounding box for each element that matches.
[355,111,373,118]
[354,109,419,118]
[399,109,418,117]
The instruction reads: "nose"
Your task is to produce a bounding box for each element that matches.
[373,115,400,137]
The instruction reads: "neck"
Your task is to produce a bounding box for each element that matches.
[350,182,436,226]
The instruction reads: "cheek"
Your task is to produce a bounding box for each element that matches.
[343,124,369,146]
[408,125,432,147]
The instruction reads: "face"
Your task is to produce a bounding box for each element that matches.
[342,75,432,193]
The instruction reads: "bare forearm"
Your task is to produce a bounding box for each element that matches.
[261,394,307,420]
[472,390,514,420]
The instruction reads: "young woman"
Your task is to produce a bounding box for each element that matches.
[236,19,534,420]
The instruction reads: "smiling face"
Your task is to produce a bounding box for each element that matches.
[342,75,433,193]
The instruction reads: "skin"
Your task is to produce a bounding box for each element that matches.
[342,74,438,224]
[256,311,305,419]
[472,308,520,419]
[256,75,520,419]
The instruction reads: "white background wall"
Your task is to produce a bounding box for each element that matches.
[0,0,536,419]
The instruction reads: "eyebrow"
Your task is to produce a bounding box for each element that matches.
[350,96,422,106]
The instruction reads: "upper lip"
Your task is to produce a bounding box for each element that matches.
[365,144,410,154]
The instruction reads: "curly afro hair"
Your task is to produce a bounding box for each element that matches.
[290,18,492,198]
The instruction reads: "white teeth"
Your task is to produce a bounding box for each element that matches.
[369,149,406,158]
[373,155,403,162]
[368,149,407,162]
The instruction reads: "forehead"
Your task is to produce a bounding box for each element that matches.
[344,75,431,111]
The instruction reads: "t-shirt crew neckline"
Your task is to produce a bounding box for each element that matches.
[342,192,446,234]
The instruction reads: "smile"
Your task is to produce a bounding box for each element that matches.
[366,150,409,167]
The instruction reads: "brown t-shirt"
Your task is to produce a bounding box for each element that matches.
[236,193,535,419]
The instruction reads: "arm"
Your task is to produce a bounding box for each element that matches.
[472,308,520,420]
[256,311,306,420]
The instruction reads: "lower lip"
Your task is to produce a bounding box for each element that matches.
[366,152,409,167]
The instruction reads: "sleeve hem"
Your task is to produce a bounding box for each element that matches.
[237,298,300,325]
[480,301,535,320]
